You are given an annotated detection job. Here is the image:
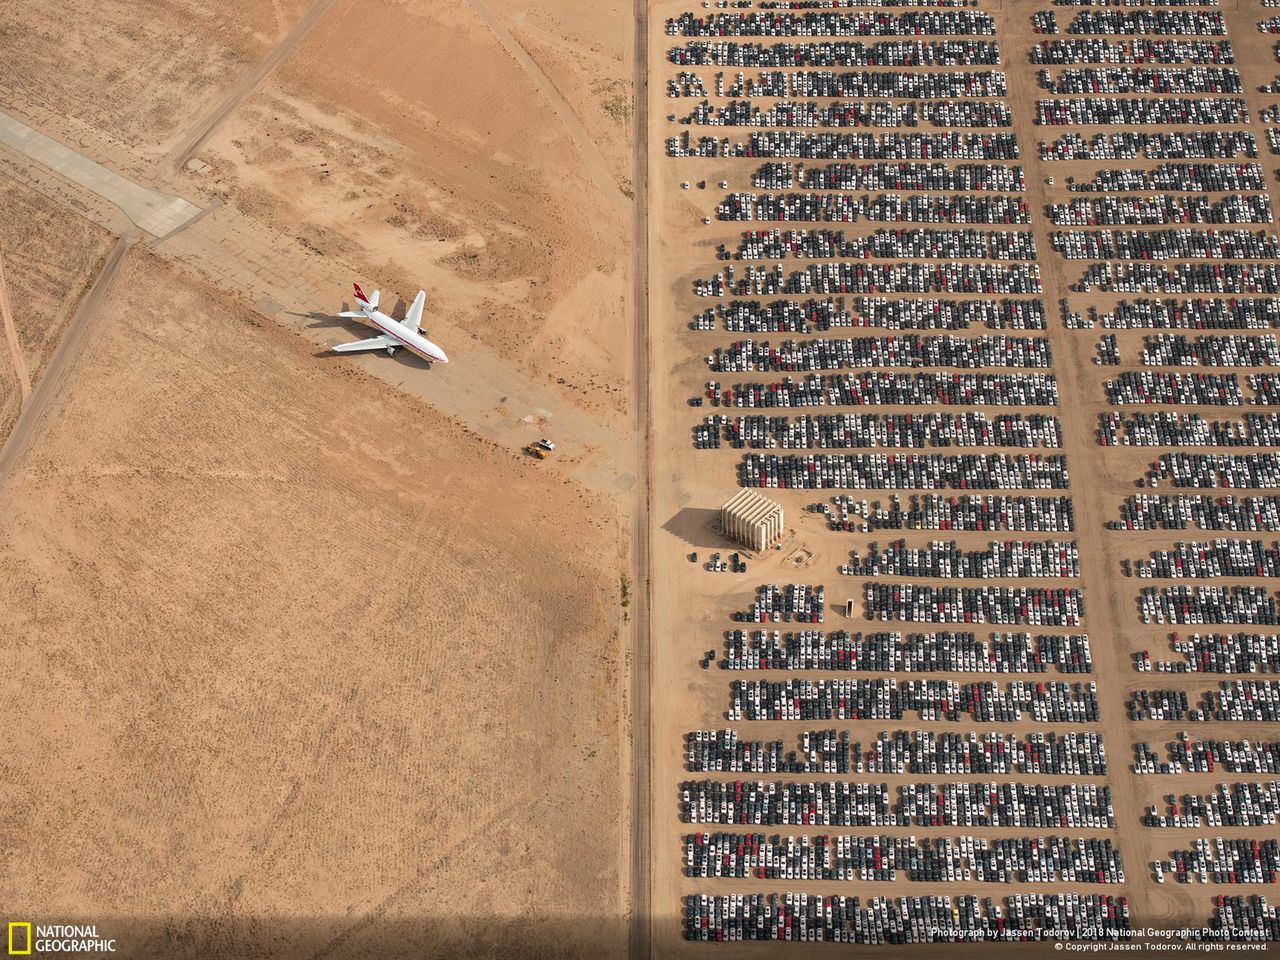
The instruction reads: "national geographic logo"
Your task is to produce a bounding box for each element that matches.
[6,924,29,957]
[7,923,116,955]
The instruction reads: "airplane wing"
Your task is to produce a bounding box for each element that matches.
[332,334,399,353]
[403,290,426,333]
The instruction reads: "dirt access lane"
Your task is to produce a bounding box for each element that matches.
[0,231,136,485]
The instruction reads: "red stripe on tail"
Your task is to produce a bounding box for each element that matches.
[353,282,369,303]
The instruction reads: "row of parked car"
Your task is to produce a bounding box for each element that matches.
[1143,632,1280,675]
[865,728,1106,775]
[708,296,1045,333]
[681,98,1014,129]
[1145,452,1280,491]
[667,129,1022,160]
[1075,261,1280,295]
[720,68,1009,99]
[682,892,1130,943]
[753,160,1025,192]
[720,628,1092,673]
[1130,681,1280,720]
[1104,370,1245,406]
[727,677,1099,721]
[1209,897,1280,941]
[1127,540,1280,579]
[1145,781,1280,829]
[1048,194,1273,227]
[715,190,1031,224]
[1051,228,1280,263]
[1099,412,1280,448]
[1139,585,1279,626]
[1089,297,1280,330]
[1156,839,1279,885]
[1109,495,1280,532]
[702,260,1042,295]
[702,410,1063,450]
[724,227,1037,262]
[666,10,998,38]
[1031,37,1232,66]
[706,334,1052,372]
[1037,95,1246,126]
[706,371,1060,408]
[684,728,1106,774]
[1041,129,1254,162]
[739,583,825,623]
[1070,162,1266,194]
[680,778,1115,827]
[818,492,1077,532]
[686,727,855,773]
[863,582,1084,625]
[1061,8,1225,35]
[667,38,1003,67]
[685,832,1124,883]
[1038,65,1241,94]
[740,451,1070,490]
[1140,335,1280,368]
[844,538,1079,578]
[1134,735,1280,775]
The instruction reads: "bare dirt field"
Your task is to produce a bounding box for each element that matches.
[0,0,289,165]
[0,174,113,387]
[180,0,635,415]
[0,0,641,952]
[0,322,17,444]
[0,248,629,959]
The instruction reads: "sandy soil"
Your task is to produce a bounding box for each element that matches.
[0,0,285,164]
[0,319,17,443]
[0,249,628,959]
[0,174,114,388]
[179,0,634,414]
[0,0,641,955]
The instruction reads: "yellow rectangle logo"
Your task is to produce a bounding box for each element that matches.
[7,922,31,956]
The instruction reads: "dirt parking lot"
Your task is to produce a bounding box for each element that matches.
[647,0,1280,951]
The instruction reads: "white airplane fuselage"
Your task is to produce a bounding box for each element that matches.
[354,306,449,364]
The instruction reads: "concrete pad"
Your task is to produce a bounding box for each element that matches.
[0,111,201,238]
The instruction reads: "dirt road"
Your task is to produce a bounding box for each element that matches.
[0,251,31,403]
[466,0,625,209]
[163,0,341,174]
[628,2,653,958]
[0,230,134,485]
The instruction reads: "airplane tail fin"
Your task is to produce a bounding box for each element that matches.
[352,283,380,310]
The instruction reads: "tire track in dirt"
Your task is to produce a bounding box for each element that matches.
[303,798,527,960]
[0,250,31,403]
[164,0,342,174]
[628,0,653,954]
[0,230,136,486]
[465,0,625,210]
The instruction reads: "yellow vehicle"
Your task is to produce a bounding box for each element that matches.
[523,444,547,460]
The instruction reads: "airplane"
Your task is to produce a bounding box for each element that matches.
[331,283,449,363]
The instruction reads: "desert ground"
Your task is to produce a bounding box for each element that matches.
[0,0,639,958]
[0,248,629,958]
[0,175,113,439]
